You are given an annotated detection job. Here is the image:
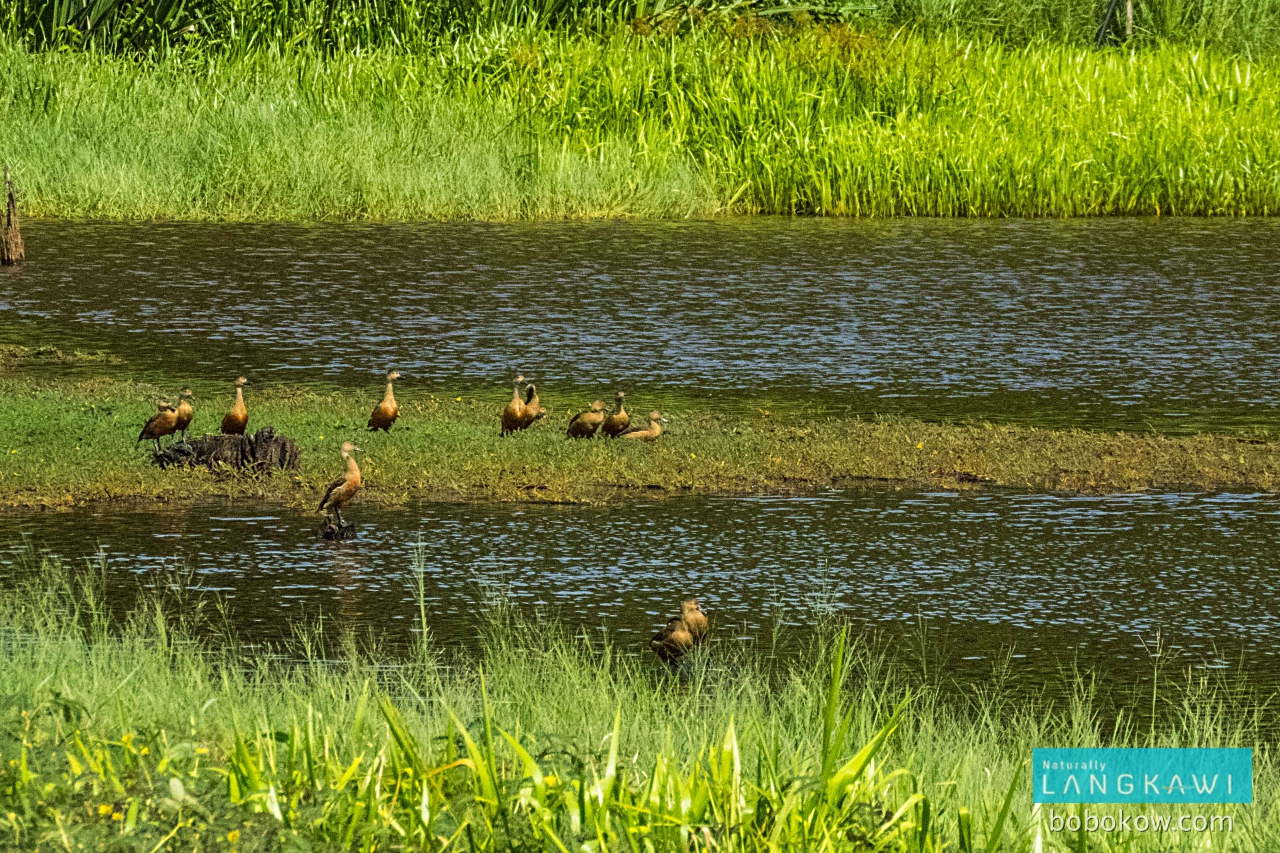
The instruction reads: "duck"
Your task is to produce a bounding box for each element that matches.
[173,389,194,443]
[681,599,709,645]
[220,376,249,436]
[136,401,179,452]
[621,411,667,441]
[501,374,528,435]
[522,381,547,428]
[367,370,401,432]
[317,441,363,526]
[650,616,695,665]
[601,391,629,438]
[566,400,607,439]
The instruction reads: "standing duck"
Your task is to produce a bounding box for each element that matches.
[136,401,179,452]
[522,381,547,428]
[681,599,708,645]
[317,441,363,526]
[220,376,249,436]
[368,370,401,432]
[650,616,695,665]
[173,389,194,443]
[621,411,667,441]
[501,374,528,435]
[567,400,607,439]
[601,391,629,438]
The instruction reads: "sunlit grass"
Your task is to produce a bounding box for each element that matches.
[0,376,1277,508]
[2,27,1278,221]
[0,553,1274,850]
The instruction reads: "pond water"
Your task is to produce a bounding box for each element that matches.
[3,218,1279,432]
[4,218,1279,699]
[6,489,1279,694]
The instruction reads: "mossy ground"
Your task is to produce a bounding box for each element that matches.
[2,375,1277,510]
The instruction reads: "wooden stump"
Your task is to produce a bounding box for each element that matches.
[318,519,357,541]
[152,427,300,472]
[2,165,23,267]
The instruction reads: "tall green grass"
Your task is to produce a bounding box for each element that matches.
[2,28,1278,220]
[4,0,1280,53]
[0,552,1274,850]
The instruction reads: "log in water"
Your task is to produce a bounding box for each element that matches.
[152,427,300,471]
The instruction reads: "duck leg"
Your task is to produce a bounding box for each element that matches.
[334,507,345,527]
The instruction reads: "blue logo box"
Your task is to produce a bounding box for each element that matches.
[1034,748,1252,804]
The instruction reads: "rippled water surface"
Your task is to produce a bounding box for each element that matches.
[4,218,1280,430]
[7,490,1278,691]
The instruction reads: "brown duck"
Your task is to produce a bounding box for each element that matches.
[368,370,401,432]
[136,401,179,452]
[220,376,249,436]
[501,374,528,435]
[523,382,547,427]
[317,441,363,525]
[680,599,709,645]
[650,616,695,665]
[173,389,194,443]
[566,400,607,439]
[601,391,629,438]
[621,410,667,441]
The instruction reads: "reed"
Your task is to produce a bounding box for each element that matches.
[0,552,1273,850]
[1,26,1278,221]
[4,0,1280,52]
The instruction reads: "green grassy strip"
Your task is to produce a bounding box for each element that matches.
[1,376,1277,508]
[2,27,1279,220]
[0,555,1272,850]
[6,0,1280,54]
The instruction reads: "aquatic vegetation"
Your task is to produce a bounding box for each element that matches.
[1,28,1278,221]
[4,0,1279,53]
[0,377,1276,507]
[0,554,1273,850]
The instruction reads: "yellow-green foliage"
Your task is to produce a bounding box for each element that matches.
[1,28,1278,220]
[0,377,1276,508]
[0,556,1272,851]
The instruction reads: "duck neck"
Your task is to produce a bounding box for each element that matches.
[383,381,396,407]
[345,453,361,482]
[512,381,523,405]
[234,387,244,409]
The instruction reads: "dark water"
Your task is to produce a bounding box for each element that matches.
[7,489,1279,692]
[4,219,1280,431]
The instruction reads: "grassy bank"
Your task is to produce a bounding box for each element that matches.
[2,27,1279,221]
[0,554,1273,851]
[1,376,1277,509]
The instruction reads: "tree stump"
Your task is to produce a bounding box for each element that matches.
[318,519,357,541]
[2,165,23,267]
[152,427,300,472]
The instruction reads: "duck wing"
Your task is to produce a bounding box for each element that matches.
[137,412,164,444]
[317,475,345,511]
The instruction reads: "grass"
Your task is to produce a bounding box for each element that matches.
[0,375,1277,509]
[2,26,1280,221]
[0,551,1274,851]
[6,0,1280,53]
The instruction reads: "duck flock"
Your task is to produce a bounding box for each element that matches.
[134,372,701,663]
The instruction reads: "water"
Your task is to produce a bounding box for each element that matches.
[5,218,1279,696]
[7,489,1279,693]
[4,218,1280,431]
